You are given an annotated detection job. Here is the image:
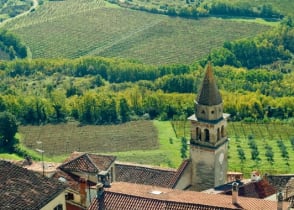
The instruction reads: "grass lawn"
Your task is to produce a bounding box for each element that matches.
[109,120,183,168]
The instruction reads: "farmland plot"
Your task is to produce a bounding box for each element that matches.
[172,121,294,176]
[19,120,158,156]
[5,0,272,64]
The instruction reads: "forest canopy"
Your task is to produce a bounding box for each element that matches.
[0,21,292,125]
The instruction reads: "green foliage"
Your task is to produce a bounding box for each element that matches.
[208,25,293,69]
[180,136,188,159]
[265,144,274,164]
[290,137,294,150]
[119,98,131,123]
[0,0,32,22]
[0,56,293,125]
[110,0,285,19]
[237,147,246,164]
[0,30,27,60]
[209,1,282,19]
[0,111,18,152]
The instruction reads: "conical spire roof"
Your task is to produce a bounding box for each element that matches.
[196,62,222,106]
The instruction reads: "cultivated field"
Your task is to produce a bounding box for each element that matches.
[20,120,158,155]
[19,120,183,168]
[19,120,294,176]
[173,121,294,176]
[3,0,272,64]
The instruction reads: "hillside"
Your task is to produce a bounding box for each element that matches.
[2,0,273,64]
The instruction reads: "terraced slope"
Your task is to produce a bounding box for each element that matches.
[5,0,272,64]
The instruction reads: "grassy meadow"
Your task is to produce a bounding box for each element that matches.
[3,0,272,64]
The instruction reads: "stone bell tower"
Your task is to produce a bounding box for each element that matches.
[188,62,229,191]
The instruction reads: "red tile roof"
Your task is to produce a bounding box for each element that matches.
[59,152,116,173]
[0,160,66,210]
[223,179,276,199]
[170,159,191,188]
[52,169,95,192]
[115,162,177,188]
[88,182,286,210]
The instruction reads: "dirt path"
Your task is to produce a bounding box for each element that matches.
[0,0,39,28]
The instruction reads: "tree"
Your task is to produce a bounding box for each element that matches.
[119,98,130,123]
[237,147,246,171]
[265,144,274,165]
[180,137,188,159]
[0,111,18,152]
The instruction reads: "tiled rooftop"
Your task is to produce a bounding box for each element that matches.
[88,182,286,210]
[59,152,116,173]
[267,174,294,190]
[115,162,177,188]
[52,169,95,192]
[169,159,191,188]
[0,160,66,210]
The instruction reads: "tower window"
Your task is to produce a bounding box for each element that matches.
[196,127,201,141]
[201,110,205,114]
[211,110,214,114]
[204,129,209,142]
[217,128,220,141]
[221,126,225,137]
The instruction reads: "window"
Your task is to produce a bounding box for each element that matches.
[65,192,74,200]
[196,127,201,141]
[53,204,63,210]
[204,129,210,142]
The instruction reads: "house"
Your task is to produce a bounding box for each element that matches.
[0,160,66,210]
[87,182,289,210]
[53,153,116,209]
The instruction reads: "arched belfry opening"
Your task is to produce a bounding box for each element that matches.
[221,125,225,137]
[196,127,201,141]
[204,129,210,142]
[217,128,220,141]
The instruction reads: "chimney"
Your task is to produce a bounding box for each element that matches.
[96,183,105,210]
[232,182,239,205]
[79,177,87,206]
[96,171,111,210]
[277,190,283,210]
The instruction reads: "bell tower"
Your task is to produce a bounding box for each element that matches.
[188,62,229,191]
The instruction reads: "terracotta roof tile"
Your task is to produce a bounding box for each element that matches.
[52,169,95,192]
[222,179,276,199]
[59,152,116,173]
[170,159,191,188]
[88,182,285,210]
[267,174,294,190]
[115,162,177,188]
[0,160,66,210]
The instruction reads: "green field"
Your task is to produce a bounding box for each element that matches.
[18,120,183,168]
[13,120,294,176]
[2,0,272,64]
